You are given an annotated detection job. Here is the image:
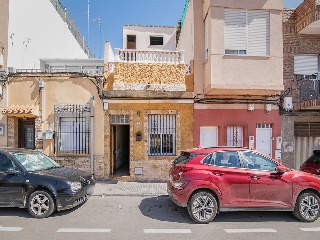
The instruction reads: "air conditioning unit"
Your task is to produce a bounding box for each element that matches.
[7,67,16,73]
[283,97,293,110]
[248,103,254,111]
[249,136,254,149]
[265,104,272,112]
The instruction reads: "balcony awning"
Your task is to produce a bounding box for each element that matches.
[2,105,38,117]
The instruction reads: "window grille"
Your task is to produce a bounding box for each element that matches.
[256,124,272,129]
[227,125,243,147]
[54,104,90,154]
[148,115,176,156]
[150,36,163,45]
[112,115,129,124]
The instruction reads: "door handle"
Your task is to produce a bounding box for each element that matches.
[250,175,261,181]
[212,172,224,176]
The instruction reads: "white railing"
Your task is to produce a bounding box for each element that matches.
[114,49,185,64]
[15,68,104,74]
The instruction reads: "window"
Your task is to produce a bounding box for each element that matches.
[0,154,15,171]
[55,104,91,154]
[150,36,163,46]
[224,9,270,56]
[127,35,136,49]
[294,54,319,75]
[227,126,243,147]
[202,151,240,168]
[127,35,136,43]
[148,114,176,156]
[242,151,277,171]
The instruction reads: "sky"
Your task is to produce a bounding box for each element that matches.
[59,0,304,59]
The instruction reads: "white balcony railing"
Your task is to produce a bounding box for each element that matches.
[114,49,185,64]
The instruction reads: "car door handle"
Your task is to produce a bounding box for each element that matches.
[250,176,261,181]
[212,172,224,176]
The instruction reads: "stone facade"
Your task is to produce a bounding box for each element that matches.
[103,102,194,181]
[114,63,185,85]
[53,155,105,180]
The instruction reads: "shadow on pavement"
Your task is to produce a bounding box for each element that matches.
[139,196,299,223]
[139,196,193,224]
[0,200,88,219]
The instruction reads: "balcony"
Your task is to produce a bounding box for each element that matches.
[294,74,320,109]
[296,0,320,34]
[104,49,190,98]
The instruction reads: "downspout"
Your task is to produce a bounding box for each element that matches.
[90,96,94,176]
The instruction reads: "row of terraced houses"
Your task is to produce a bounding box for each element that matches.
[0,0,319,181]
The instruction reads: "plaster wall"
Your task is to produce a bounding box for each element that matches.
[8,0,89,69]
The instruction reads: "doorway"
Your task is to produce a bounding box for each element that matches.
[18,119,35,149]
[111,125,130,176]
[256,124,272,157]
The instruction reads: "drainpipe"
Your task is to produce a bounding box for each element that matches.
[90,96,94,176]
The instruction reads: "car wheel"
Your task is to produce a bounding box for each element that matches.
[187,191,218,224]
[28,190,55,218]
[293,191,320,222]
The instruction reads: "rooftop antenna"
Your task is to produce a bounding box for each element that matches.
[93,16,102,58]
[87,0,90,47]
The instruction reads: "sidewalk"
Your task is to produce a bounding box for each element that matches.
[93,181,168,197]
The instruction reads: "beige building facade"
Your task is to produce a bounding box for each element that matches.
[4,68,106,179]
[177,0,284,160]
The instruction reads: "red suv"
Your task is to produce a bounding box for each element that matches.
[300,150,320,175]
[167,147,320,224]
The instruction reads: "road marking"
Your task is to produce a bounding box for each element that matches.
[300,228,320,232]
[224,228,277,233]
[0,226,23,232]
[57,228,111,233]
[144,229,192,234]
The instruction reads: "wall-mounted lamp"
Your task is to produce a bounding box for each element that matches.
[39,80,44,88]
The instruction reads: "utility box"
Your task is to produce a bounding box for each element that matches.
[276,136,282,150]
[283,97,293,110]
[45,130,54,139]
[249,136,254,149]
[275,150,281,160]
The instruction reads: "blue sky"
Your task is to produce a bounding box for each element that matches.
[60,0,303,59]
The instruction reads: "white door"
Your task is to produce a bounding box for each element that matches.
[256,125,272,157]
[200,127,218,148]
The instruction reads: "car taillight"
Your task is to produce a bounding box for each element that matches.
[176,166,193,174]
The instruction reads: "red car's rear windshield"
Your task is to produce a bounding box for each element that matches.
[173,152,200,165]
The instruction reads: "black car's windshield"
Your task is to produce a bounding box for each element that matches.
[11,151,61,172]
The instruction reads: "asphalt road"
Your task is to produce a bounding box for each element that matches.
[0,195,320,240]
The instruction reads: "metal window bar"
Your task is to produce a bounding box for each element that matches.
[296,73,320,101]
[148,114,176,156]
[55,104,90,154]
[227,125,243,147]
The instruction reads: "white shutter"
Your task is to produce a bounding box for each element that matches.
[294,54,318,75]
[200,127,218,147]
[247,10,270,56]
[224,9,247,52]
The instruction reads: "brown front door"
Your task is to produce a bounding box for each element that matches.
[18,119,35,149]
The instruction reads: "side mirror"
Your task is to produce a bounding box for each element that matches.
[276,165,287,174]
[5,168,20,176]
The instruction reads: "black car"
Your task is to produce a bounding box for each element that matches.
[300,150,320,175]
[0,148,95,218]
